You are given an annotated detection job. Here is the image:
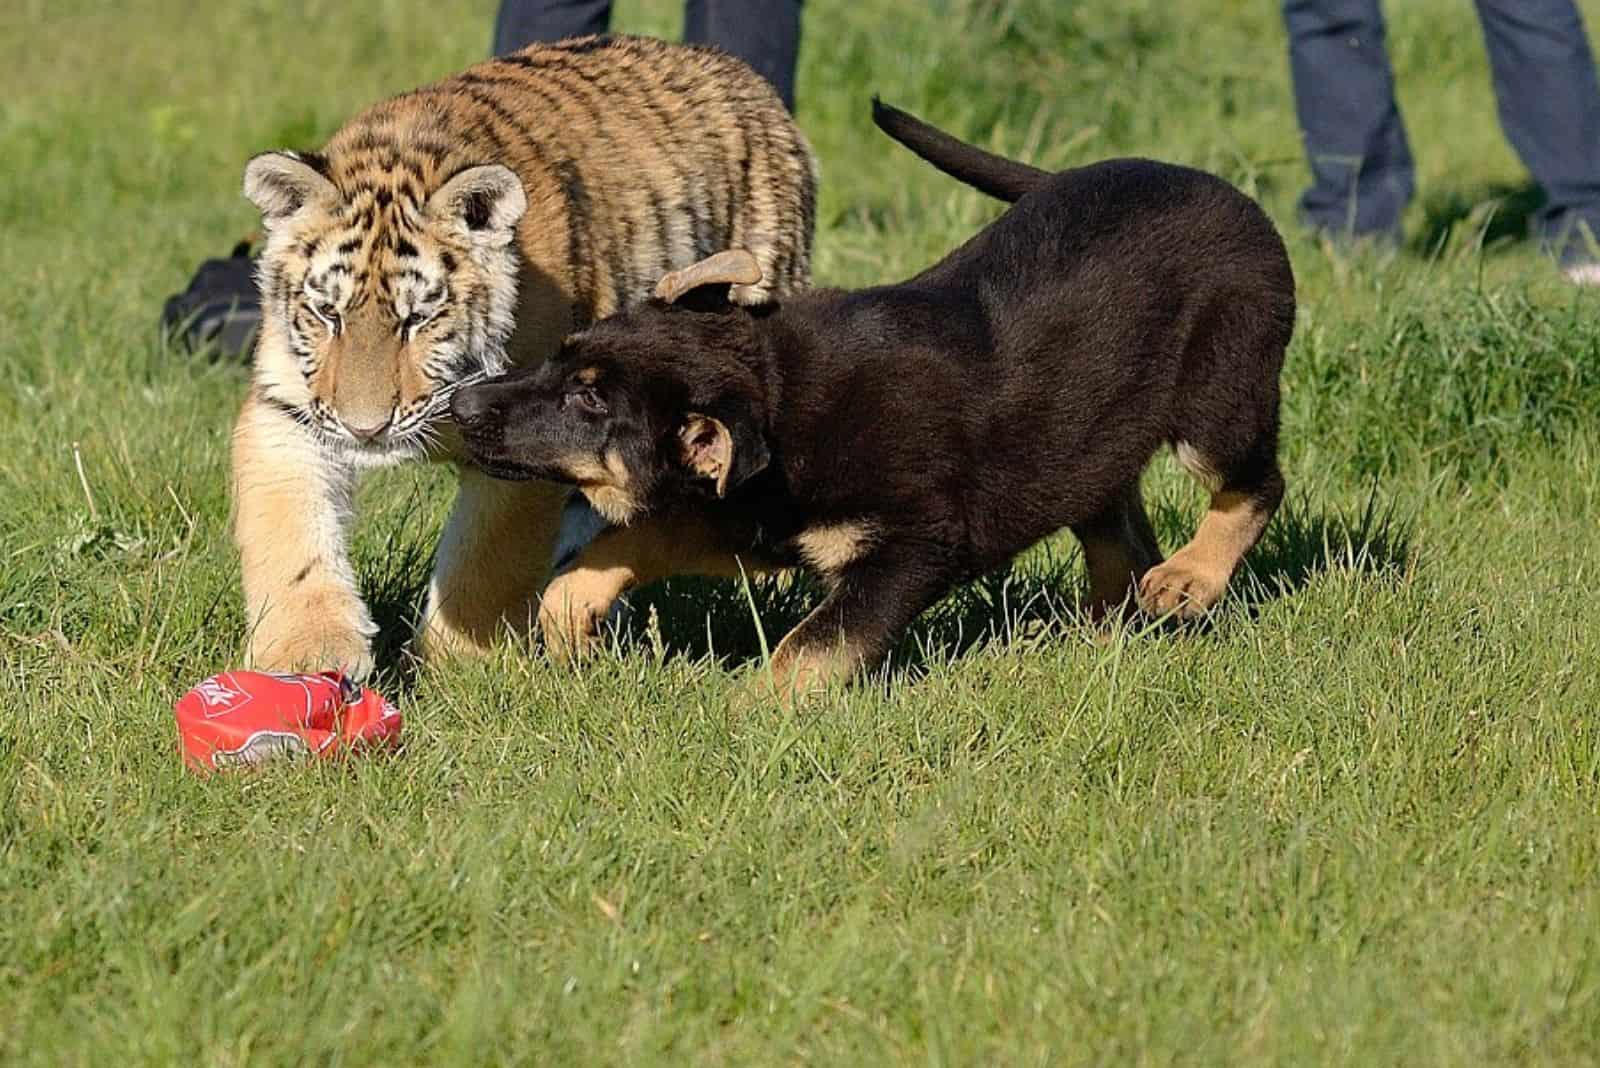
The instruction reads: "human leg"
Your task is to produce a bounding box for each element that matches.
[1474,0,1600,268]
[683,0,803,111]
[1282,0,1414,241]
[493,0,612,54]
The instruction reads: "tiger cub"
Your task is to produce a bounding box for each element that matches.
[234,35,816,676]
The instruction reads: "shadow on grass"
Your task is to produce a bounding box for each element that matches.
[627,560,1085,677]
[1231,488,1414,613]
[1411,181,1544,259]
[354,487,1415,690]
[357,524,435,696]
[623,489,1416,678]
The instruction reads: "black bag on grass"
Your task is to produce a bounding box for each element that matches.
[161,241,261,361]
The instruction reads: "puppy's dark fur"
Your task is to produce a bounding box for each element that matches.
[453,101,1296,696]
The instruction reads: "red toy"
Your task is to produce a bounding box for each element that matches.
[174,670,401,772]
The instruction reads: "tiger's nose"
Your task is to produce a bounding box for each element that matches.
[342,416,390,443]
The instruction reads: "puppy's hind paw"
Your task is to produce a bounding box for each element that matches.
[1136,558,1228,621]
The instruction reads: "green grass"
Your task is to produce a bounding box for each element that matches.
[5,0,1600,1063]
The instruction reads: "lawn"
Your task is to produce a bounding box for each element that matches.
[5,0,1600,1063]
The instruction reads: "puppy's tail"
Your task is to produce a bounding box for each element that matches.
[871,97,1049,204]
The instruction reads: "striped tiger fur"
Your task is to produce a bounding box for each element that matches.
[233,35,816,675]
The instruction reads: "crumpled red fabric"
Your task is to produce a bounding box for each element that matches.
[174,670,401,772]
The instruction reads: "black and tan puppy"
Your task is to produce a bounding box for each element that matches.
[452,101,1296,699]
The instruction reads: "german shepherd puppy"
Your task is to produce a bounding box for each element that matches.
[452,101,1296,700]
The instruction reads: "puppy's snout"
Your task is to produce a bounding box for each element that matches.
[451,383,499,430]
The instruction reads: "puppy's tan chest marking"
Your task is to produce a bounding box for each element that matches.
[563,448,640,525]
[793,521,877,574]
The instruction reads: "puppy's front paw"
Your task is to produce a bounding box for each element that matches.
[732,641,856,713]
[537,573,615,663]
[1136,557,1228,620]
[731,667,813,715]
[246,586,378,678]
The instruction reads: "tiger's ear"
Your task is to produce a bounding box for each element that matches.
[678,411,770,497]
[243,151,338,223]
[429,164,527,246]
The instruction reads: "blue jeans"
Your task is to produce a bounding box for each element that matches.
[493,0,803,112]
[1284,0,1600,263]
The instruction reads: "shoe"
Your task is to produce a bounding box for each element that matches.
[1563,262,1600,287]
[1301,213,1404,264]
[161,240,261,360]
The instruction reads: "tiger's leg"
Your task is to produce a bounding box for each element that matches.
[539,511,772,660]
[233,390,377,676]
[419,468,571,660]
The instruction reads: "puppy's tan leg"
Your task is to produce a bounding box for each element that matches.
[233,390,376,676]
[540,511,772,660]
[1072,482,1164,620]
[420,469,570,661]
[742,544,956,710]
[747,628,863,709]
[1138,487,1275,619]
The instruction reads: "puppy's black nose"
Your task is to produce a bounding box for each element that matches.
[451,384,495,429]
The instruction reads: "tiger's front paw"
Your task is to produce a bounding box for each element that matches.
[245,585,378,679]
[417,604,503,664]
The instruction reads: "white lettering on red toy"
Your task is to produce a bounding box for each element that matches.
[209,730,313,768]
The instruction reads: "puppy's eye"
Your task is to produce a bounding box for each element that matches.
[566,386,606,415]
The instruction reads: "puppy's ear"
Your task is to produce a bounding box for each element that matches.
[655,249,763,312]
[678,411,770,497]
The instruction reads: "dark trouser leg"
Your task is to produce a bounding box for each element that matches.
[684,0,803,111]
[1282,0,1414,240]
[493,0,612,55]
[1474,0,1600,265]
